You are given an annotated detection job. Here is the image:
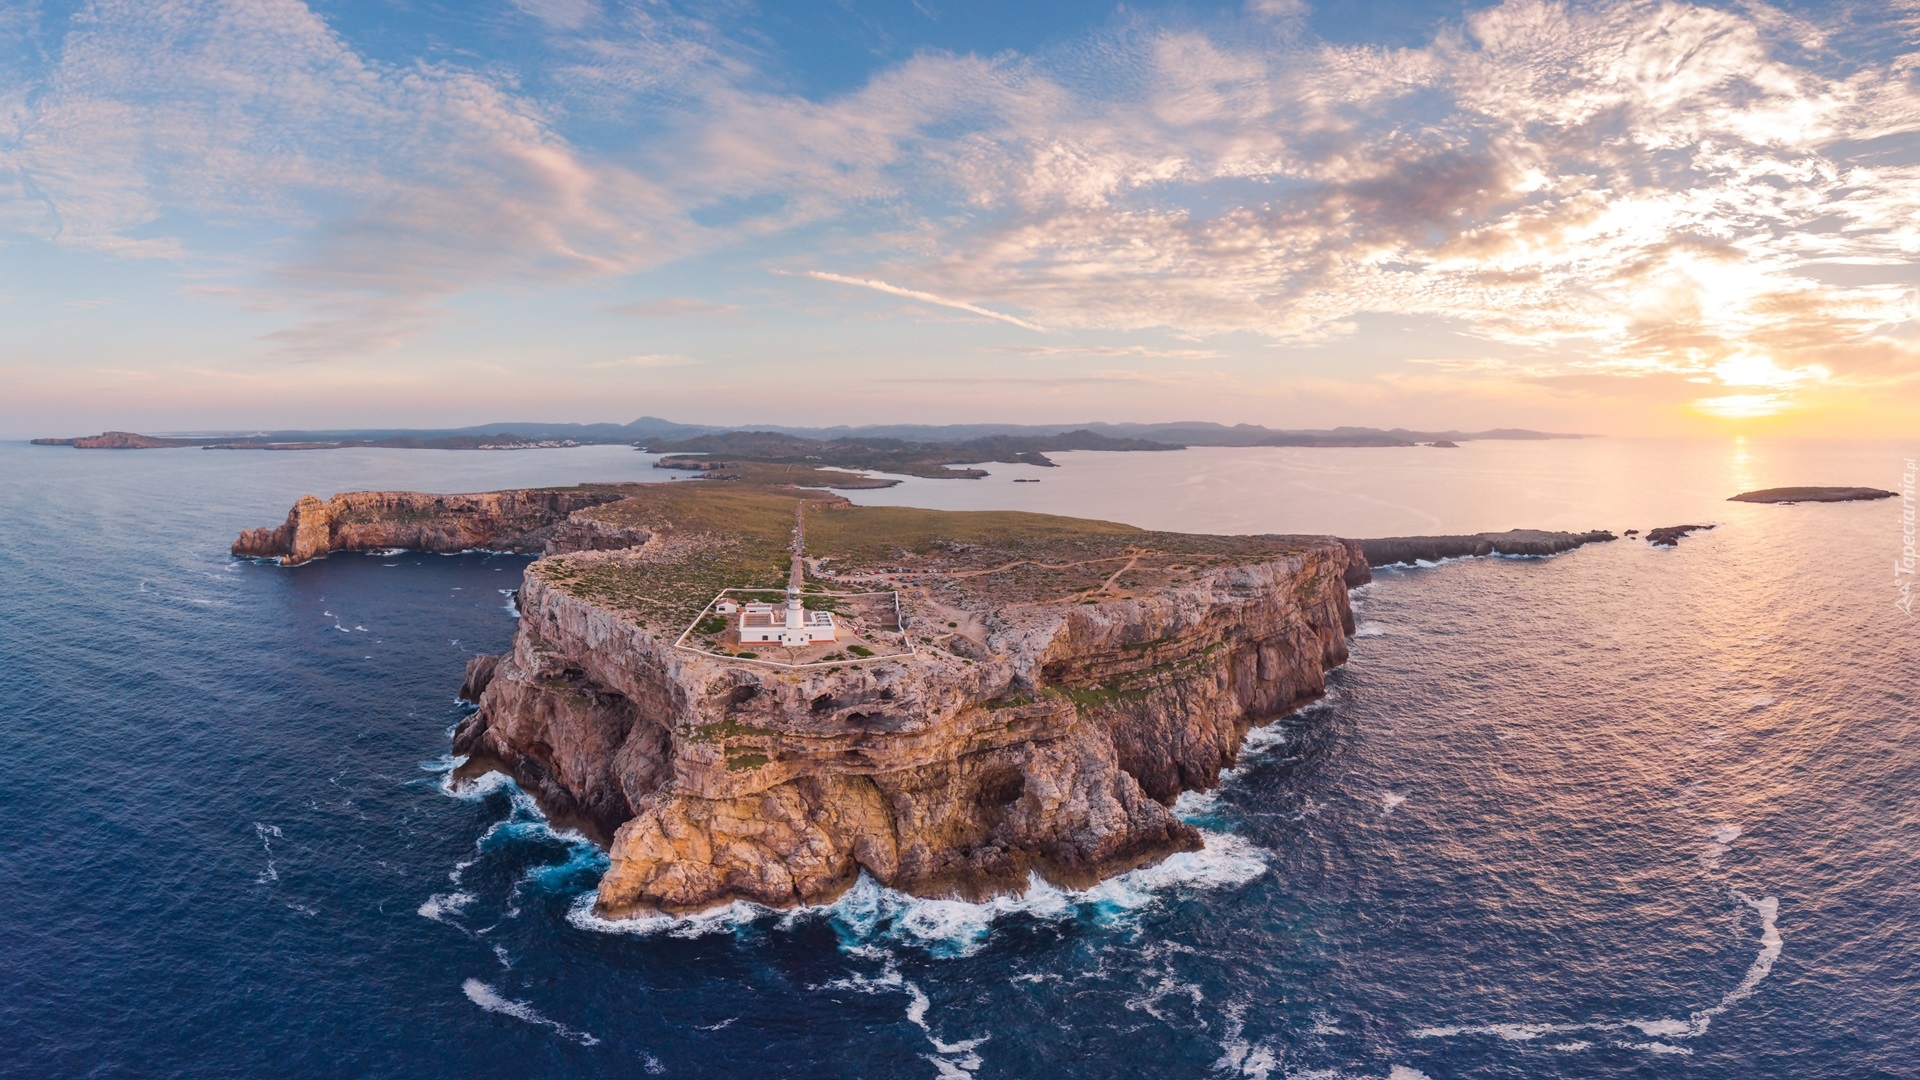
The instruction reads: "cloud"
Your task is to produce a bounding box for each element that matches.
[584,353,699,369]
[796,270,1048,331]
[9,0,1920,421]
[510,0,597,31]
[5,0,683,359]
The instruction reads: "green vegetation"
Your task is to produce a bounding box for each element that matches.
[534,481,1331,636]
[846,645,875,658]
[1059,683,1151,711]
[684,716,783,744]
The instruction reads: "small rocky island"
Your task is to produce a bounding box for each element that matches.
[1730,486,1896,504]
[235,481,1612,918]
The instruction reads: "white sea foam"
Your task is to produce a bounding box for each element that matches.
[419,891,476,923]
[820,958,988,1075]
[1227,692,1333,770]
[439,766,514,802]
[1208,998,1284,1080]
[1623,1040,1693,1055]
[1414,888,1784,1053]
[570,830,1267,956]
[1212,1039,1277,1079]
[1381,792,1407,814]
[1353,622,1389,637]
[566,894,766,939]
[253,823,283,883]
[461,979,599,1045]
[1747,695,1776,709]
[1173,787,1222,821]
[1701,824,1743,870]
[1388,1068,1435,1080]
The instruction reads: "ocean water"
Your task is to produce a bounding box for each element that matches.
[0,437,1913,1078]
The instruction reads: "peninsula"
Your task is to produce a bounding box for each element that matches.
[234,480,1612,918]
[1730,486,1897,504]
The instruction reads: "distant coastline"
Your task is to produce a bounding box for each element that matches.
[31,417,1594,455]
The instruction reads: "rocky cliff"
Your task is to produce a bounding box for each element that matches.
[455,538,1355,915]
[236,483,1606,920]
[230,486,636,565]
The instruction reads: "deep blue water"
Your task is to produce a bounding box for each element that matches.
[1,440,1915,1078]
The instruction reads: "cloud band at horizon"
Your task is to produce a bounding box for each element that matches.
[3,0,1918,436]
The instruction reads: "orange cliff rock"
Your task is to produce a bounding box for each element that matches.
[229,487,640,565]
[239,482,1373,917]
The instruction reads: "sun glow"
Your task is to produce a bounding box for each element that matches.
[1688,351,1830,420]
[1694,392,1789,419]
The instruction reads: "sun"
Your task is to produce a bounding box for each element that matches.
[1693,393,1788,419]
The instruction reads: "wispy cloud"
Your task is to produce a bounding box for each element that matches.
[796,270,1048,331]
[584,353,699,370]
[6,0,685,360]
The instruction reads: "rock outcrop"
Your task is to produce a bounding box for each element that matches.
[230,487,633,565]
[1357,528,1615,567]
[34,431,206,449]
[1730,486,1896,504]
[1646,523,1714,547]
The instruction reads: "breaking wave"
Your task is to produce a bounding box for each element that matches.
[567,830,1269,958]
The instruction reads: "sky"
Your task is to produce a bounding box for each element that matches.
[3,0,1919,437]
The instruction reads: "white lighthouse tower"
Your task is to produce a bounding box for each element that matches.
[735,502,839,648]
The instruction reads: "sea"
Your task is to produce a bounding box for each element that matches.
[0,437,1913,1079]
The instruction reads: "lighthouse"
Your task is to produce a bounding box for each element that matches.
[733,501,840,648]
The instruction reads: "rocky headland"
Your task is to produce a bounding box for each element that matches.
[230,487,638,565]
[1357,528,1615,567]
[235,482,1609,919]
[1730,486,1896,504]
[1646,523,1715,547]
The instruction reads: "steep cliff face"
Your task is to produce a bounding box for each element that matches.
[237,482,1379,917]
[230,487,633,565]
[453,538,1357,916]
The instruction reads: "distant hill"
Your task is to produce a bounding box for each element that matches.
[645,428,1179,479]
[33,416,1591,452]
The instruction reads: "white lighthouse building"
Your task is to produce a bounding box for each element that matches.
[737,584,837,647]
[732,502,838,648]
